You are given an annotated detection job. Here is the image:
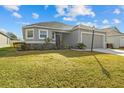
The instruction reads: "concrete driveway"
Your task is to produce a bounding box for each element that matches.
[94,49,124,56]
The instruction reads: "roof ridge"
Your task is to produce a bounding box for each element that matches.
[26,21,74,27]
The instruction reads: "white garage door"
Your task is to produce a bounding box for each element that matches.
[120,37,124,47]
[81,33,104,49]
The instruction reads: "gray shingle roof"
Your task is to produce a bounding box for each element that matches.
[25,21,104,33]
[26,21,74,30]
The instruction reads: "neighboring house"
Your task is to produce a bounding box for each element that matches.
[0,31,11,48]
[102,27,124,48]
[22,22,106,49]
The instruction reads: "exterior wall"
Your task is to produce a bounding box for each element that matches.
[107,36,120,48]
[62,29,80,47]
[107,36,124,48]
[22,27,106,49]
[23,27,55,44]
[0,33,10,48]
[120,36,124,47]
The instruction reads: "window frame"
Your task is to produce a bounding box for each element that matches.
[38,29,48,39]
[26,29,34,39]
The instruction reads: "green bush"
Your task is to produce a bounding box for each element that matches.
[77,43,86,49]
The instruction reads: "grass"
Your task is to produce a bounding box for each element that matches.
[0,47,124,88]
[118,48,124,50]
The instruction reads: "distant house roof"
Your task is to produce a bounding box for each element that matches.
[0,31,10,38]
[101,27,123,36]
[25,21,74,30]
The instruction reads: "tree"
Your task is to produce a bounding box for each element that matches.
[6,32,17,40]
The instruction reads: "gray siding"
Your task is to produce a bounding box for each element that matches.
[63,29,80,47]
[22,26,106,49]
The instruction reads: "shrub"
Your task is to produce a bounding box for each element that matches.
[42,43,56,50]
[77,43,86,49]
[42,38,57,50]
[63,44,71,49]
[13,42,28,51]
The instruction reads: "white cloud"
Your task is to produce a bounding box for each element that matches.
[0,28,7,32]
[113,9,121,14]
[3,5,20,12]
[44,5,49,10]
[102,25,111,28]
[55,5,95,20]
[3,6,22,19]
[55,5,68,17]
[12,12,22,18]
[63,17,76,21]
[77,22,97,27]
[16,22,30,25]
[102,19,109,24]
[32,13,39,19]
[68,6,95,17]
[113,19,121,24]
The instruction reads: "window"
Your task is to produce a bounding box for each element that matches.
[52,32,55,39]
[39,30,48,39]
[26,29,34,39]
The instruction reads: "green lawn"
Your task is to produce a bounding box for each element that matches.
[0,47,124,88]
[118,48,124,50]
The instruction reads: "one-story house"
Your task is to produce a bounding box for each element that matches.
[22,22,106,49]
[0,31,11,48]
[102,27,124,48]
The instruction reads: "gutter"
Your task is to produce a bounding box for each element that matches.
[0,31,11,39]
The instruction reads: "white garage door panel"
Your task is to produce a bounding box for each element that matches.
[82,34,92,48]
[120,38,124,47]
[94,35,103,48]
[82,33,104,49]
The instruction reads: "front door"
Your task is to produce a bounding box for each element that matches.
[56,34,61,49]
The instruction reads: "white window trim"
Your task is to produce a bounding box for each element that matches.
[26,29,34,39]
[38,29,48,39]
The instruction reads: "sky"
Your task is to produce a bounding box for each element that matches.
[0,5,124,39]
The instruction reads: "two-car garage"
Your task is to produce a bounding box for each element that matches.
[81,32,105,49]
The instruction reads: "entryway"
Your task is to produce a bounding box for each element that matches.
[56,33,62,49]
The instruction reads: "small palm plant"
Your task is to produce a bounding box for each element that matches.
[44,37,51,44]
[77,43,86,49]
[43,37,52,50]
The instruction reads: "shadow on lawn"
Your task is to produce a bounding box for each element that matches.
[92,54,111,79]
